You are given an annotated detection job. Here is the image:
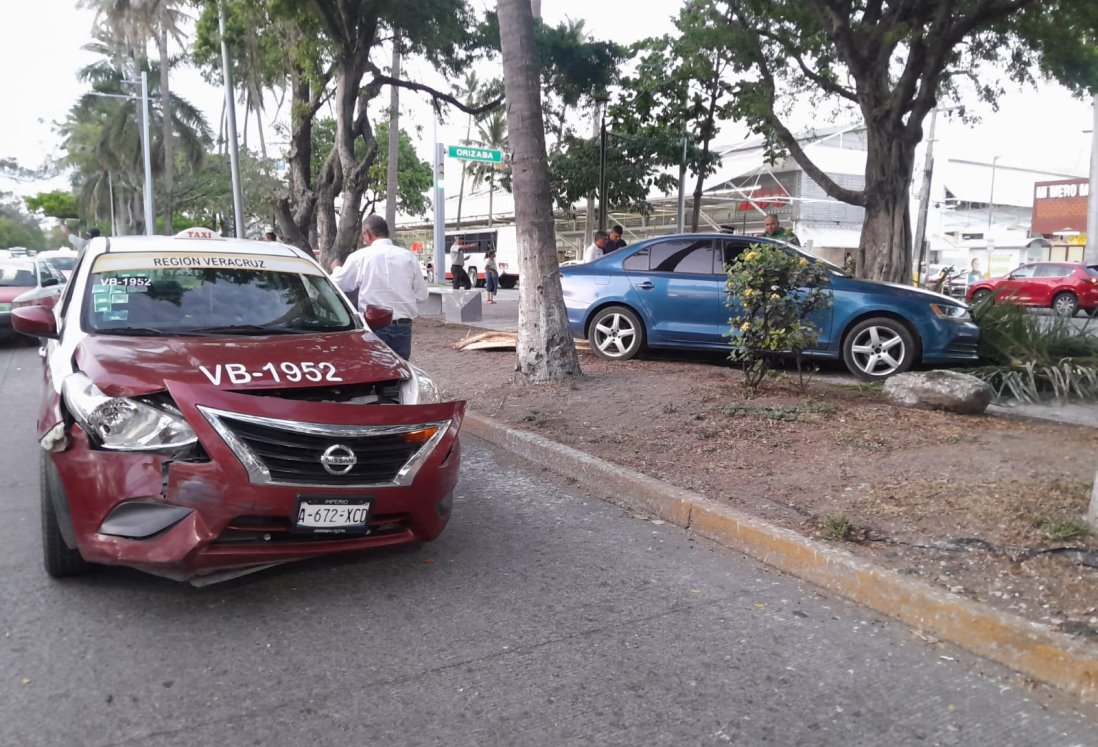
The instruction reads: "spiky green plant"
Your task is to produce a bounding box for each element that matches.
[966,299,1098,402]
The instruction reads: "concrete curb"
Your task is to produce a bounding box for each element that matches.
[463,410,1098,704]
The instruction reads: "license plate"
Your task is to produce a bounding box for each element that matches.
[293,497,371,534]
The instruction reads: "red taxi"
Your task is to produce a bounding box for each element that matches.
[12,229,463,583]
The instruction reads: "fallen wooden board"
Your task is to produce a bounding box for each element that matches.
[453,331,518,351]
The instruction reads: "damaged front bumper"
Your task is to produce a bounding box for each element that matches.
[48,382,464,581]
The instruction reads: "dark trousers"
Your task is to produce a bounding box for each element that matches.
[451,264,471,289]
[374,321,413,360]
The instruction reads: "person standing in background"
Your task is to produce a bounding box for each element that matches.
[484,249,500,304]
[605,225,628,252]
[449,235,473,289]
[583,231,609,263]
[329,215,428,360]
[759,213,800,246]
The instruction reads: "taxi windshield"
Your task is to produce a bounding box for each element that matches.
[47,256,77,272]
[83,257,356,336]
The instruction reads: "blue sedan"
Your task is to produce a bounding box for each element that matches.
[559,234,980,381]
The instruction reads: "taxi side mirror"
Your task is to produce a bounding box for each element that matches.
[12,306,58,339]
[363,304,392,330]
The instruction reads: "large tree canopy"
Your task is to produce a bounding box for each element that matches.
[676,0,1095,282]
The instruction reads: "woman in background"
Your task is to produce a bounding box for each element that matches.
[484,249,499,304]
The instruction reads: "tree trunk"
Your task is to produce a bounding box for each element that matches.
[256,99,267,159]
[488,172,495,226]
[159,28,173,235]
[385,38,400,230]
[689,83,720,233]
[858,128,917,283]
[498,0,582,384]
[457,111,475,230]
[275,67,317,253]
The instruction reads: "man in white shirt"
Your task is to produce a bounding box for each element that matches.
[448,235,473,289]
[329,214,428,360]
[583,230,609,263]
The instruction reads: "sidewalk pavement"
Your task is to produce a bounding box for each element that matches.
[422,288,1098,701]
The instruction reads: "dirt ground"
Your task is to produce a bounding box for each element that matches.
[411,318,1098,643]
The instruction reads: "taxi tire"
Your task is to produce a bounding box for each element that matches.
[40,454,89,578]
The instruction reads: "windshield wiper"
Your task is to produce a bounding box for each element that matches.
[180,323,303,336]
[98,326,174,337]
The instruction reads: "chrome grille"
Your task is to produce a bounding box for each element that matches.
[199,406,450,487]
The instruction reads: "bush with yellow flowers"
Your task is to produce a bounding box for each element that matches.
[726,243,832,391]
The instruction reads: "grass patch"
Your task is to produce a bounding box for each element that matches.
[821,514,858,542]
[1037,518,1091,543]
[520,411,547,427]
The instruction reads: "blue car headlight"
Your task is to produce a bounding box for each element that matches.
[929,303,970,321]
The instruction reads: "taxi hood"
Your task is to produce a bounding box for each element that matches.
[75,330,411,398]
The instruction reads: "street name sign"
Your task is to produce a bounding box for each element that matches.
[447,145,503,163]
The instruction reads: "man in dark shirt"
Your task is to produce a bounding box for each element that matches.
[605,224,628,252]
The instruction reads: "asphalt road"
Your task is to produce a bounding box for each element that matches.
[1,336,1097,746]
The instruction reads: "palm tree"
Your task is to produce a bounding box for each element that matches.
[80,0,188,233]
[452,71,483,229]
[63,42,211,234]
[467,109,509,226]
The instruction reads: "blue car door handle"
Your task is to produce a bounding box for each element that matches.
[637,281,654,290]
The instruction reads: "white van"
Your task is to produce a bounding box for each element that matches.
[440,226,519,289]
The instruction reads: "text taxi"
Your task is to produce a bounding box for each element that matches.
[12,229,464,583]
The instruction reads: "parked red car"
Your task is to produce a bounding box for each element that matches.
[966,261,1098,317]
[1,256,66,338]
[12,229,463,583]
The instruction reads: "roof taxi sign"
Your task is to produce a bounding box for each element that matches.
[173,227,225,240]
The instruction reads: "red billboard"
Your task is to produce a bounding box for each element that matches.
[1031,178,1089,235]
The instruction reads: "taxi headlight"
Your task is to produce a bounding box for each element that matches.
[62,374,197,451]
[930,303,970,321]
[400,364,442,404]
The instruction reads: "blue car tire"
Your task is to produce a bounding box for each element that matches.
[588,305,644,361]
[842,317,916,381]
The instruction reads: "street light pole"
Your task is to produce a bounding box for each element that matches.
[913,105,963,286]
[597,99,608,232]
[218,0,245,238]
[140,71,155,235]
[988,154,1001,232]
[1085,92,1098,266]
[912,108,936,284]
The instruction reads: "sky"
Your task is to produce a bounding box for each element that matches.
[0,1,1092,210]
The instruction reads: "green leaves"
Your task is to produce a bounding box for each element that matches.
[726,243,832,391]
[968,299,1098,402]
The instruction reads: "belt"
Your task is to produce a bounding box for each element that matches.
[392,318,413,324]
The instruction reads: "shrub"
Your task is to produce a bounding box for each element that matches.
[726,243,832,392]
[967,299,1098,402]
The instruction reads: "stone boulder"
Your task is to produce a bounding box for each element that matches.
[883,370,992,415]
